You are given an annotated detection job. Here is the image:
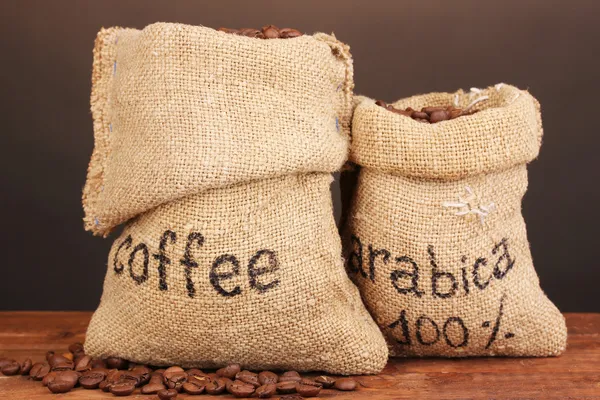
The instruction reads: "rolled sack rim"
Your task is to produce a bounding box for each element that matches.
[349,84,544,180]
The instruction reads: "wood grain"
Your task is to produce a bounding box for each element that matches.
[0,312,598,399]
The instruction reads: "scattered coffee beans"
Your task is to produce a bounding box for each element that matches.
[375,100,479,123]
[1,343,360,398]
[218,24,303,39]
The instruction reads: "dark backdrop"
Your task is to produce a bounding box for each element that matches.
[1,0,598,312]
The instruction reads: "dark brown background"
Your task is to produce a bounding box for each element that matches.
[1,0,598,312]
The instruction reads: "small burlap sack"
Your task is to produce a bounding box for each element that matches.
[344,84,567,357]
[83,23,388,374]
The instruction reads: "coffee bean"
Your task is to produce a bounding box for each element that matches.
[226,379,243,393]
[165,371,187,391]
[75,355,93,372]
[99,379,112,392]
[132,365,152,385]
[62,352,74,361]
[256,383,277,398]
[262,25,280,39]
[47,378,75,393]
[120,370,142,386]
[43,371,59,386]
[105,356,129,370]
[142,381,166,394]
[188,374,211,387]
[185,368,207,378]
[48,354,69,367]
[279,395,303,400]
[46,351,55,362]
[0,358,12,369]
[278,375,302,383]
[68,342,84,354]
[296,381,322,397]
[237,370,260,387]
[279,28,303,38]
[375,100,387,108]
[110,380,136,396]
[182,381,205,395]
[412,111,429,119]
[258,370,278,385]
[429,110,449,123]
[163,366,185,379]
[29,362,51,380]
[52,362,74,371]
[239,28,263,38]
[448,108,463,119]
[334,377,358,391]
[216,363,240,379]
[205,377,227,395]
[1,360,20,375]
[79,371,106,389]
[229,381,255,398]
[158,388,178,400]
[422,106,446,115]
[20,358,33,375]
[91,358,107,369]
[276,381,297,394]
[314,375,335,388]
[52,370,81,387]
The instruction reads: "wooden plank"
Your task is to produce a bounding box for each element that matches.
[0,312,598,399]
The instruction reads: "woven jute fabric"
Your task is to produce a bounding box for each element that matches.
[83,23,387,374]
[344,84,567,357]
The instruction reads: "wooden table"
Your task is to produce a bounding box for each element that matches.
[0,312,598,399]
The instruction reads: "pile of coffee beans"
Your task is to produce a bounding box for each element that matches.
[218,25,303,39]
[0,343,358,399]
[375,100,478,123]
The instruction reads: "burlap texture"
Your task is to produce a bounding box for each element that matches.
[83,23,387,374]
[83,23,354,237]
[86,173,387,373]
[344,84,567,357]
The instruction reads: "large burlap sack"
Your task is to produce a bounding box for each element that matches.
[344,84,567,357]
[83,23,388,374]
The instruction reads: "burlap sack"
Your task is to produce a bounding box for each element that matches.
[344,84,567,357]
[82,23,388,374]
